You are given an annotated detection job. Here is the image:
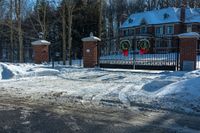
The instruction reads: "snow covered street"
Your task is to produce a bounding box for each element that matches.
[1,62,200,116]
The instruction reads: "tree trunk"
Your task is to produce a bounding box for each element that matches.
[67,8,73,65]
[19,18,23,63]
[62,5,66,65]
[15,0,23,63]
[9,0,14,62]
[98,0,102,38]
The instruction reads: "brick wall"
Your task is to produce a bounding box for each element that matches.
[83,41,98,68]
[147,27,154,34]
[192,23,200,32]
[179,38,197,70]
[174,24,182,34]
[33,45,49,64]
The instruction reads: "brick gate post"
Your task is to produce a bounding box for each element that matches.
[81,33,101,68]
[178,32,200,71]
[31,40,51,64]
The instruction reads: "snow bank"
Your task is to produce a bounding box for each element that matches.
[128,70,200,114]
[0,63,15,79]
[0,63,60,80]
[155,77,200,98]
[1,62,200,115]
[30,68,60,76]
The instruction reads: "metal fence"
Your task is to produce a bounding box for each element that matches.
[197,40,200,69]
[99,37,179,70]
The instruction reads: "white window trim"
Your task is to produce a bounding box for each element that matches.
[155,25,164,35]
[165,24,174,35]
[123,29,129,36]
[187,24,192,32]
[167,40,172,48]
[155,39,161,48]
[129,28,135,35]
[140,26,147,34]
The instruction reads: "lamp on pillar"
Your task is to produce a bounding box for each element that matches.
[38,32,44,39]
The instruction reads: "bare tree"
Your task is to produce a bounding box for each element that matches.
[30,0,49,39]
[57,0,78,65]
[9,0,14,62]
[98,0,103,38]
[15,0,23,63]
[60,0,67,65]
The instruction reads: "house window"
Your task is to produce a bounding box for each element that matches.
[163,13,170,19]
[165,25,174,34]
[129,29,135,35]
[167,40,172,48]
[187,24,192,32]
[155,26,163,35]
[155,39,161,48]
[140,26,147,34]
[123,30,128,36]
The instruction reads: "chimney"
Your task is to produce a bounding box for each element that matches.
[180,3,186,23]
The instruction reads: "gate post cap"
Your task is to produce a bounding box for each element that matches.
[82,32,101,42]
[178,32,200,39]
[31,40,51,45]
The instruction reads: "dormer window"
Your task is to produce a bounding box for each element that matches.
[163,13,170,19]
[128,18,133,24]
[140,19,147,25]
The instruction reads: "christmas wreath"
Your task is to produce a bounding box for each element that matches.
[120,40,131,56]
[137,39,150,54]
[120,40,131,50]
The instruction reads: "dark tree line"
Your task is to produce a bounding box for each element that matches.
[0,0,101,64]
[0,0,199,63]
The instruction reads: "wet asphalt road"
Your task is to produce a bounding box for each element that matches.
[0,102,200,133]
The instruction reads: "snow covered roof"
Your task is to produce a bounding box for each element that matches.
[178,32,200,38]
[185,8,200,23]
[121,7,200,28]
[82,36,101,42]
[82,32,101,42]
[31,40,51,45]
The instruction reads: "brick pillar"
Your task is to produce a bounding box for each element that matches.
[31,40,50,64]
[82,33,101,68]
[179,33,199,71]
[82,41,98,68]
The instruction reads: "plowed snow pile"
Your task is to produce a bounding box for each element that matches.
[1,62,200,115]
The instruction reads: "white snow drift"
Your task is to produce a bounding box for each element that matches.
[0,62,200,115]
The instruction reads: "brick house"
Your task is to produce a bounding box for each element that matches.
[119,6,200,53]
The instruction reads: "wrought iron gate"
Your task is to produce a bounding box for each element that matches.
[99,37,179,70]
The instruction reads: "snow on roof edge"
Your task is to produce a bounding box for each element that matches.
[178,32,200,38]
[31,40,51,45]
[81,36,101,42]
[120,7,200,29]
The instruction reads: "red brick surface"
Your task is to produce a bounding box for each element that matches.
[180,38,197,70]
[83,42,98,68]
[33,45,49,64]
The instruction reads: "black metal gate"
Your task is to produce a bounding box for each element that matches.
[197,39,200,69]
[99,37,179,70]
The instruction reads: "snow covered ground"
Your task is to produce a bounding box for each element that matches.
[0,62,200,115]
